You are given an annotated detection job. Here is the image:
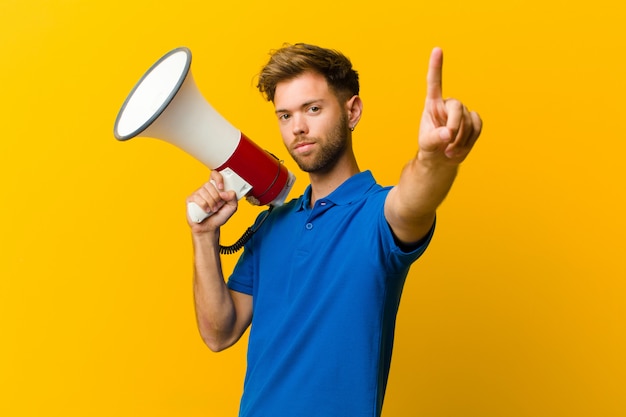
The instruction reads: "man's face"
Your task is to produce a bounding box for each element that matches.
[273,72,350,174]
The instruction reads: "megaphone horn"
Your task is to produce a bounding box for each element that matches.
[113,47,295,223]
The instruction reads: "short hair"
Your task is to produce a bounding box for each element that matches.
[256,43,359,103]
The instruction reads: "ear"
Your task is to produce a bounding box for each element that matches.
[346,95,363,130]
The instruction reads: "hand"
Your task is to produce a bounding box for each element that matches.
[186,170,238,232]
[418,47,482,165]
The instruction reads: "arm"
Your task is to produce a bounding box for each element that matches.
[187,171,253,352]
[384,47,483,244]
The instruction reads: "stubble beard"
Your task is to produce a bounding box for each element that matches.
[290,113,350,174]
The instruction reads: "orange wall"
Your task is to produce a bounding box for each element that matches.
[1,1,625,416]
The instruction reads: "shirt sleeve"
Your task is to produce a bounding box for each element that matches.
[379,196,436,272]
[225,209,271,296]
[226,247,255,295]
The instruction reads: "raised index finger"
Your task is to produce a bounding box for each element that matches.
[426,47,444,101]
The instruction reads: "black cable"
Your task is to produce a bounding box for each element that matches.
[219,206,274,255]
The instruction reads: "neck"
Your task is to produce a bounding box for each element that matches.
[308,152,360,207]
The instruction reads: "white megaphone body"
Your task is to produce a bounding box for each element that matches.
[113,47,295,223]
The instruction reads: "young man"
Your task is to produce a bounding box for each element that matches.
[187,43,482,417]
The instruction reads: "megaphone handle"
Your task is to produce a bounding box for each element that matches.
[187,180,220,223]
[187,201,212,223]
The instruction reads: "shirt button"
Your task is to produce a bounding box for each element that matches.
[305,223,313,230]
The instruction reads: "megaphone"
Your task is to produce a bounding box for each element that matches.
[113,47,296,223]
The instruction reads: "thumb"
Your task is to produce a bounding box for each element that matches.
[437,126,452,142]
[420,125,453,154]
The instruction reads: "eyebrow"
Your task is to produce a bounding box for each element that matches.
[275,99,325,115]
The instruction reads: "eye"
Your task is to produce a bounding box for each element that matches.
[308,106,320,114]
[278,113,290,121]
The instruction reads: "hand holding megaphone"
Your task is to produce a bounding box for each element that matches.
[113,47,296,225]
[186,168,250,223]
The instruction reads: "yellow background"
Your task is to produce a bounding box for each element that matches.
[1,1,625,416]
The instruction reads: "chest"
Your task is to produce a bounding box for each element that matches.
[252,200,391,316]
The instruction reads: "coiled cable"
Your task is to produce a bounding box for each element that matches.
[219,206,274,255]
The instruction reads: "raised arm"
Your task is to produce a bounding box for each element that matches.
[384,47,483,244]
[188,171,253,352]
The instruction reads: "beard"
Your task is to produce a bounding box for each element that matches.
[289,113,350,174]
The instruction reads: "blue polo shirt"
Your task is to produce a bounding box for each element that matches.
[227,170,434,417]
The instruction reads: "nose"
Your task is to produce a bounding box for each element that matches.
[291,113,308,136]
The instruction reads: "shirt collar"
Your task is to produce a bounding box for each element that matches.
[297,170,378,211]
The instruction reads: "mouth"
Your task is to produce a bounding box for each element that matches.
[293,141,315,154]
